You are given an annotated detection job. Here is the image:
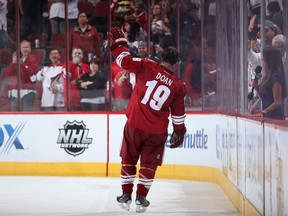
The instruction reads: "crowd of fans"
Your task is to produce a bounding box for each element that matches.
[0,0,207,112]
[0,0,286,120]
[3,0,285,117]
[247,0,287,120]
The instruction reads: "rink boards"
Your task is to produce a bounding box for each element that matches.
[0,113,288,216]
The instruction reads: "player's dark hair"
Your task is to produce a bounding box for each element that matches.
[161,46,179,65]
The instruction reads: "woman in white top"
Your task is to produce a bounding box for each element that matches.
[49,0,79,34]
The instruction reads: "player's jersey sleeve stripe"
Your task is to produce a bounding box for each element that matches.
[171,114,186,125]
[116,51,130,67]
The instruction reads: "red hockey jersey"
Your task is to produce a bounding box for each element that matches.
[112,46,186,134]
[111,61,132,100]
[61,61,90,107]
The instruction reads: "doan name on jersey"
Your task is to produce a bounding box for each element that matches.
[156,72,173,86]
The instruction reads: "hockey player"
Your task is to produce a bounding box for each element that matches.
[108,26,187,213]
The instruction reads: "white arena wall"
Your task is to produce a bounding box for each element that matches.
[0,112,287,216]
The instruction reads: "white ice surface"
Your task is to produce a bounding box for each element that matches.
[0,176,239,216]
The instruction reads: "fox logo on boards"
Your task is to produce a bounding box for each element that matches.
[57,120,92,156]
[0,122,26,155]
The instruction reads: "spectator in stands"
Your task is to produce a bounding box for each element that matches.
[111,61,132,111]
[76,55,107,111]
[272,34,287,69]
[184,1,201,42]
[134,40,161,63]
[48,0,65,35]
[185,41,216,106]
[64,0,79,29]
[123,19,146,55]
[185,52,202,106]
[0,40,40,111]
[128,1,148,35]
[248,34,288,103]
[267,1,283,33]
[6,0,15,30]
[19,0,45,40]
[48,0,79,35]
[263,20,281,47]
[70,11,102,63]
[35,49,65,111]
[249,0,260,19]
[248,19,280,70]
[248,15,281,51]
[115,0,133,21]
[150,3,174,48]
[0,0,8,48]
[250,47,286,120]
[61,47,90,110]
[272,34,288,115]
[153,43,164,61]
[135,40,149,58]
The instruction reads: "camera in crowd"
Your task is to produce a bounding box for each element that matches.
[248,25,260,41]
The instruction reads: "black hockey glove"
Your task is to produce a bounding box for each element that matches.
[170,127,187,149]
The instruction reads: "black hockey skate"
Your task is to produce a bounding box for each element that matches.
[135,195,150,213]
[116,194,132,211]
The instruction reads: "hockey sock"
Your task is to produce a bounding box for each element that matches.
[137,162,157,197]
[121,163,137,195]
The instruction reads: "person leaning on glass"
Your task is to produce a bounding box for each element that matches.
[250,47,287,120]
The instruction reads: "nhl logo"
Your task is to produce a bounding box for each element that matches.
[57,120,93,156]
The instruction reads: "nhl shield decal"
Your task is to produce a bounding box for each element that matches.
[57,120,93,156]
